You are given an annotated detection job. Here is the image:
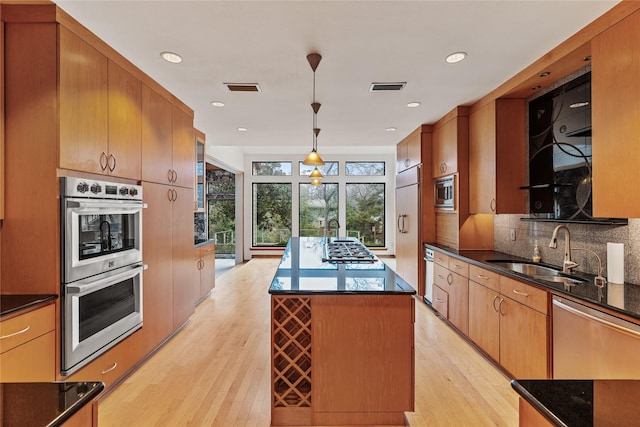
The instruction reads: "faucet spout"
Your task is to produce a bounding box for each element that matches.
[549,225,579,273]
[325,218,340,243]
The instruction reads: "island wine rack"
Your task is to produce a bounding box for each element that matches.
[272,297,312,409]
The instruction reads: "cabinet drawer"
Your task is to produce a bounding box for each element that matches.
[0,304,55,353]
[499,276,548,314]
[434,263,450,288]
[199,242,215,257]
[432,285,449,318]
[433,251,449,267]
[448,258,469,278]
[0,330,55,381]
[469,265,499,291]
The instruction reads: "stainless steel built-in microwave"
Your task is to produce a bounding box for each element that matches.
[435,176,455,210]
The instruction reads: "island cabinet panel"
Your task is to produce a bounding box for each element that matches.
[313,295,414,413]
[518,398,554,427]
[591,9,640,218]
[270,292,414,426]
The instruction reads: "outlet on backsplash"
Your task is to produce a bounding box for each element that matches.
[510,229,517,241]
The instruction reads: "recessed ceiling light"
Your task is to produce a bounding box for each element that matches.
[407,102,421,108]
[539,71,551,77]
[237,127,248,132]
[211,101,225,107]
[583,56,592,62]
[386,127,397,132]
[531,85,541,91]
[445,52,467,64]
[160,51,183,64]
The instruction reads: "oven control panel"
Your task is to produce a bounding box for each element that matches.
[61,176,143,201]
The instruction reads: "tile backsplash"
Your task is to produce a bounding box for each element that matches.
[494,215,640,285]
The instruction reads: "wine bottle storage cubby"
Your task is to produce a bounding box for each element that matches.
[272,297,312,408]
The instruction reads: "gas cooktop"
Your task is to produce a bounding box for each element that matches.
[322,239,376,263]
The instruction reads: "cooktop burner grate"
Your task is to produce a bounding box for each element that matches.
[323,240,376,263]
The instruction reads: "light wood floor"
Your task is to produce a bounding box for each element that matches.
[98,258,519,426]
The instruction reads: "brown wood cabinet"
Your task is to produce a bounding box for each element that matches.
[468,266,549,379]
[592,9,640,218]
[468,98,526,214]
[195,242,216,304]
[0,304,56,382]
[271,294,414,426]
[433,257,469,335]
[1,19,5,220]
[396,126,422,172]
[432,106,469,179]
[395,169,420,291]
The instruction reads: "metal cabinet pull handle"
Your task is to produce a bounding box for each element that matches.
[499,298,505,316]
[477,274,490,280]
[100,152,109,171]
[172,170,178,183]
[108,154,116,172]
[101,362,118,375]
[173,189,178,201]
[512,289,529,297]
[167,169,173,183]
[492,295,499,312]
[435,298,445,303]
[437,274,446,280]
[453,264,463,269]
[167,188,173,201]
[447,273,453,285]
[404,158,410,168]
[490,198,496,213]
[0,325,30,340]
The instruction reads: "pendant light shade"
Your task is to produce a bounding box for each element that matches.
[302,53,325,167]
[310,178,322,186]
[309,166,324,179]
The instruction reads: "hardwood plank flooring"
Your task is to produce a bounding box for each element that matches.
[98,258,519,426]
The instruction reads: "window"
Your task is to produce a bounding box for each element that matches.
[346,183,385,247]
[345,162,385,176]
[299,183,339,237]
[252,162,292,176]
[299,161,339,177]
[252,183,292,247]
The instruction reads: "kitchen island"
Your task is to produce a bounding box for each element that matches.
[268,237,416,426]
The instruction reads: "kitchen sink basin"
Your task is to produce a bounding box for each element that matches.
[487,260,562,276]
[487,260,587,285]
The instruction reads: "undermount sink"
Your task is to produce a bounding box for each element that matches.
[487,260,587,285]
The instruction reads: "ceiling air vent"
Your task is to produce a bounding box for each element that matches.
[224,83,261,92]
[369,82,406,92]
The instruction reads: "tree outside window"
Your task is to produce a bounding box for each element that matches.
[346,183,385,246]
[252,183,292,246]
[299,183,339,238]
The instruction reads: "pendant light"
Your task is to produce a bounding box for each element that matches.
[303,53,325,167]
[309,167,323,179]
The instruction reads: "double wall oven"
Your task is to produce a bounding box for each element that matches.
[60,177,146,376]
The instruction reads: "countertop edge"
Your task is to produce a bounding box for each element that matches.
[1,294,58,318]
[48,382,105,427]
[510,380,567,427]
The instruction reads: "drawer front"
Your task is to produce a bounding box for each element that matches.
[469,265,499,291]
[448,258,469,278]
[432,285,449,318]
[199,242,215,257]
[434,263,450,288]
[0,304,55,354]
[433,251,449,268]
[0,330,55,381]
[499,276,548,314]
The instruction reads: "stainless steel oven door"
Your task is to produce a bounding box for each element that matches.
[62,263,145,376]
[63,198,144,283]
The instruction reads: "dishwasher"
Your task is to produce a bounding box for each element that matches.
[553,296,640,379]
[423,247,434,305]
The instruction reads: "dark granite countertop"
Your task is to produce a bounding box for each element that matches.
[512,379,640,427]
[269,237,416,295]
[1,382,104,427]
[425,243,640,321]
[0,294,57,318]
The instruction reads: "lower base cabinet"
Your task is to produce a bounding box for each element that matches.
[195,242,215,303]
[468,266,549,379]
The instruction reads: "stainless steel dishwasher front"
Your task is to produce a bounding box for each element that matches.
[553,296,640,379]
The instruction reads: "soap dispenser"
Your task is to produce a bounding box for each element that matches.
[533,245,541,263]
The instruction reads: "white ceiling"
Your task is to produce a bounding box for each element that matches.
[53,0,618,157]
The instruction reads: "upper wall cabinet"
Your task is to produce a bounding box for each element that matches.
[592,9,640,218]
[432,107,469,179]
[59,27,141,180]
[396,128,422,173]
[469,99,526,214]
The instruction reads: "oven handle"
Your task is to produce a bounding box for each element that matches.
[66,263,148,295]
[66,199,148,210]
